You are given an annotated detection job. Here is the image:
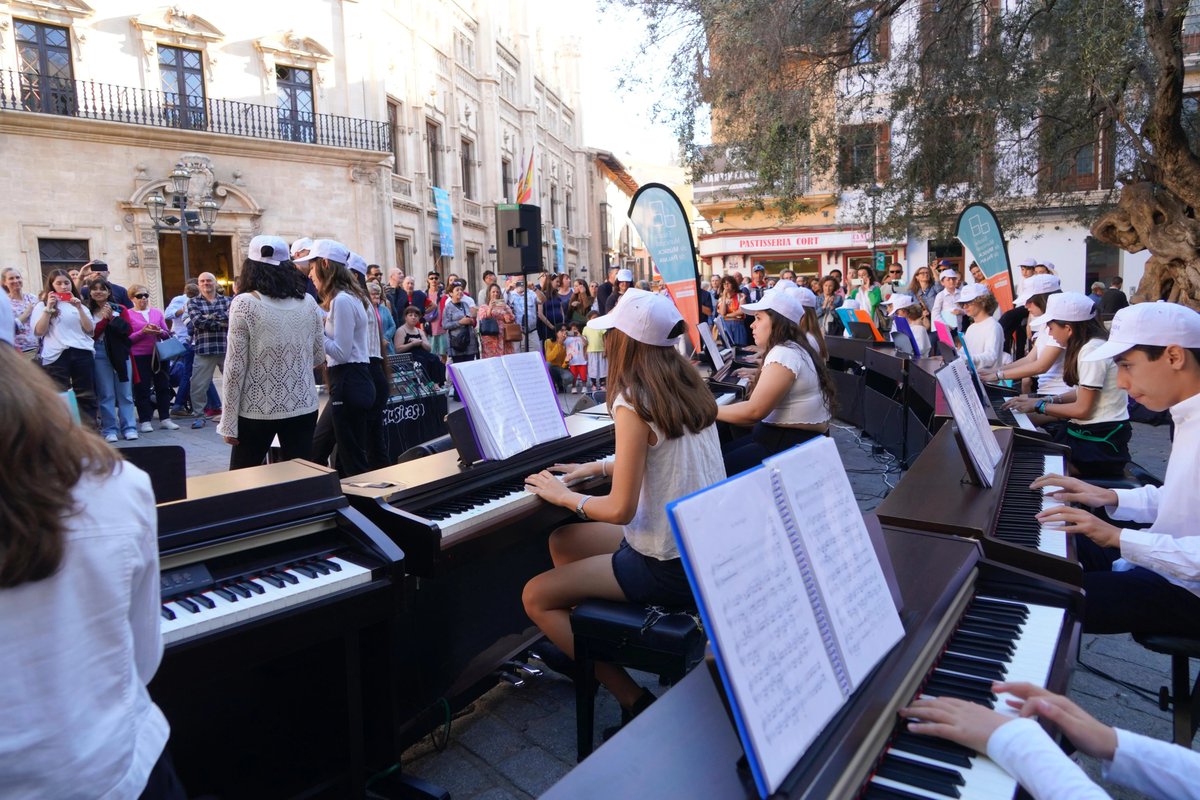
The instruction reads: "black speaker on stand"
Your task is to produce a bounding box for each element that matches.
[495,204,543,353]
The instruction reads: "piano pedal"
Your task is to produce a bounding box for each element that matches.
[495,668,526,688]
[506,659,544,678]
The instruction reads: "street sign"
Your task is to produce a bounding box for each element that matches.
[874,251,887,271]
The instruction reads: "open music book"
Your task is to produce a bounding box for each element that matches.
[667,437,905,798]
[447,351,569,461]
[935,359,1003,486]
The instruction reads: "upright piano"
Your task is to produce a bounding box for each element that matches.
[876,425,1080,585]
[150,460,406,799]
[342,413,616,741]
[543,527,1083,799]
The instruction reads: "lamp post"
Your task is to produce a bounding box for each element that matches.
[865,184,882,277]
[144,163,218,286]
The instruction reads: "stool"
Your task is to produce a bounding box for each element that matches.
[570,600,706,761]
[1133,633,1200,746]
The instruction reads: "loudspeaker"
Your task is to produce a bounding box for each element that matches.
[495,204,543,275]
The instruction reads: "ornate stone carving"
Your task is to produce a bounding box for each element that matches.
[352,164,380,185]
[142,230,158,244]
[177,153,216,205]
[126,244,139,269]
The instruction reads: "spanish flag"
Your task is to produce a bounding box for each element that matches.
[516,148,535,204]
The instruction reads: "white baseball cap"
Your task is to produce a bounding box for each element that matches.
[958,284,991,304]
[786,286,819,309]
[939,269,959,280]
[772,278,799,292]
[1043,291,1096,323]
[290,237,314,257]
[293,239,350,264]
[882,293,916,313]
[587,287,683,346]
[1029,313,1048,331]
[616,268,634,282]
[1018,258,1038,269]
[1083,302,1200,361]
[247,235,290,266]
[347,252,368,276]
[1014,274,1061,306]
[742,287,805,323]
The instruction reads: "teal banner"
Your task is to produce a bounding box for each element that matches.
[955,203,1013,311]
[553,227,565,274]
[433,186,455,258]
[628,183,703,349]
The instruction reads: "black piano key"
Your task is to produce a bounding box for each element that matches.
[891,732,974,768]
[213,587,238,602]
[948,630,1015,657]
[922,683,991,706]
[241,580,266,594]
[193,593,216,609]
[176,597,200,614]
[865,782,934,800]
[161,605,176,621]
[937,653,1006,681]
[945,640,1009,661]
[321,558,342,572]
[291,564,319,579]
[876,754,963,797]
[307,559,332,575]
[958,619,1022,638]
[260,574,286,588]
[931,670,996,697]
[227,583,252,598]
[274,570,299,585]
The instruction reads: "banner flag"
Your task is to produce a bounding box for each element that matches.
[516,149,535,204]
[553,227,565,274]
[432,186,455,258]
[955,203,1014,311]
[627,183,704,350]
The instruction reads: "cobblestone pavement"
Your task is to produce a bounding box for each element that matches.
[123,399,1190,798]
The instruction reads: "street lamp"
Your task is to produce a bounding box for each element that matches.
[145,162,217,286]
[865,184,882,276]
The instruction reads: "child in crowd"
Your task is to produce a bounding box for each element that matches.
[394,304,445,386]
[882,294,932,355]
[583,311,607,391]
[564,323,588,393]
[543,325,575,393]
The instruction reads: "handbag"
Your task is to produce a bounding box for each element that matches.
[503,321,523,342]
[478,315,500,336]
[155,336,187,363]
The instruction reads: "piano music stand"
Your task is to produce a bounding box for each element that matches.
[120,444,187,502]
[950,425,988,486]
[445,407,484,468]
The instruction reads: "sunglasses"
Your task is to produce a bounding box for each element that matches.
[133,293,149,299]
[888,270,903,275]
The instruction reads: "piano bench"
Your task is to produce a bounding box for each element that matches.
[570,600,706,762]
[1133,633,1200,746]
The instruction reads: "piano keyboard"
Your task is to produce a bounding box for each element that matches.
[416,443,614,537]
[866,596,1065,800]
[160,555,372,645]
[990,399,1035,431]
[994,454,1067,558]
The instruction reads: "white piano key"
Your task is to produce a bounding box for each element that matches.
[878,746,1019,800]
[715,392,737,406]
[1011,410,1036,431]
[434,489,543,538]
[1036,455,1068,557]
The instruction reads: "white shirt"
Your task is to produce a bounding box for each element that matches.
[31,301,94,363]
[612,394,726,560]
[986,717,1200,799]
[909,324,932,357]
[1108,390,1200,598]
[1073,338,1129,424]
[164,293,191,344]
[323,291,371,365]
[0,464,168,800]
[962,316,1005,372]
[0,290,13,346]
[761,342,831,425]
[930,288,962,328]
[1032,329,1069,396]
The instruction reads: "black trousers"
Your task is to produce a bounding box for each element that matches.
[1079,536,1200,636]
[327,363,375,477]
[366,357,390,470]
[138,747,186,800]
[132,353,172,424]
[229,411,318,470]
[722,422,826,476]
[43,346,98,426]
[999,306,1029,356]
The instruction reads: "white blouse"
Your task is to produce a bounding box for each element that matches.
[762,342,831,426]
[30,301,94,364]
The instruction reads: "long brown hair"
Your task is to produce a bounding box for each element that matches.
[1055,317,1110,387]
[312,258,368,311]
[751,309,838,415]
[797,307,828,361]
[41,268,83,303]
[0,346,119,588]
[604,327,717,438]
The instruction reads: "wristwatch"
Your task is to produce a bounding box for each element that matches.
[575,495,590,521]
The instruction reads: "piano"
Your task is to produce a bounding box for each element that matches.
[342,413,616,743]
[150,460,406,799]
[543,527,1083,799]
[876,425,1079,585]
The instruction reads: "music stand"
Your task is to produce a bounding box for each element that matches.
[120,444,187,502]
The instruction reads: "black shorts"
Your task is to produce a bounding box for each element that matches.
[611,540,696,609]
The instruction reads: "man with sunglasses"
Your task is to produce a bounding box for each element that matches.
[883,263,905,300]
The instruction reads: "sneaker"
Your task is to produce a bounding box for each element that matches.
[139,422,154,433]
[104,432,118,443]
[170,407,192,418]
[204,407,222,420]
[191,417,206,429]
[123,430,139,440]
[160,419,180,431]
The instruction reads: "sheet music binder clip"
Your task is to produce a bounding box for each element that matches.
[446,407,483,468]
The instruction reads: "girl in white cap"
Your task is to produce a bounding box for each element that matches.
[716,289,835,474]
[882,294,932,355]
[989,279,1069,420]
[1006,292,1130,477]
[522,288,725,726]
[958,285,1006,372]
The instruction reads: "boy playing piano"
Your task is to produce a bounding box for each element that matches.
[1031,302,1200,636]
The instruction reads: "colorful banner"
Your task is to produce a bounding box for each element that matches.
[627,183,704,350]
[553,227,565,274]
[955,203,1014,311]
[516,149,535,204]
[432,186,455,258]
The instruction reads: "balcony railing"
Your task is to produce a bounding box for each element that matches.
[0,69,390,152]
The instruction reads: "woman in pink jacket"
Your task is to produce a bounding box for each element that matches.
[127,284,179,433]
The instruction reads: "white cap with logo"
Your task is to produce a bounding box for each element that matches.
[293,239,351,264]
[587,287,683,346]
[1013,274,1061,306]
[958,284,991,304]
[1043,292,1096,323]
[1083,302,1200,361]
[742,287,805,323]
[882,293,916,313]
[290,237,314,257]
[247,235,290,266]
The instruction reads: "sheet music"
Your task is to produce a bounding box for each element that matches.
[449,358,526,458]
[671,472,843,796]
[698,322,725,372]
[501,351,568,453]
[936,360,998,485]
[766,440,905,687]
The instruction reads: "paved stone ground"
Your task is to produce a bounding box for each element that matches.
[125,399,1192,798]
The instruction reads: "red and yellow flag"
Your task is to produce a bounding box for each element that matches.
[516,148,535,204]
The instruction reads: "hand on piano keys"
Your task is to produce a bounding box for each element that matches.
[1035,506,1123,548]
[1030,473,1120,510]
[899,694,1012,754]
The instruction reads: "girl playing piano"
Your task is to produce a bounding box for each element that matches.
[523,289,725,726]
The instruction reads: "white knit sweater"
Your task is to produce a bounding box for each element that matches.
[217,293,325,439]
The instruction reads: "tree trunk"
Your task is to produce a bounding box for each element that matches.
[1091,181,1200,310]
